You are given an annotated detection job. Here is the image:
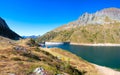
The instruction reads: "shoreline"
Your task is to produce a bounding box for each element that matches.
[93,64,120,75]
[70,43,120,46]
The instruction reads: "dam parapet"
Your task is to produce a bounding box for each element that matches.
[45,42,70,45]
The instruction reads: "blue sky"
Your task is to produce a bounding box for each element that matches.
[0,0,120,36]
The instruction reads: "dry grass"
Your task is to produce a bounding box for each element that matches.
[0,36,15,49]
[16,38,30,47]
[0,38,109,75]
[41,48,102,75]
[0,38,84,75]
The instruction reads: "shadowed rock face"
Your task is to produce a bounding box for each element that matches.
[0,17,21,40]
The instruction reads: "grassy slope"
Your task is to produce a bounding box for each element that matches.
[37,22,120,44]
[0,38,101,75]
[0,36,15,49]
[41,48,102,75]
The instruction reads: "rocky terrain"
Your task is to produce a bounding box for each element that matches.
[0,17,21,40]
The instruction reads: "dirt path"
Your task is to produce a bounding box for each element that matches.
[94,64,120,75]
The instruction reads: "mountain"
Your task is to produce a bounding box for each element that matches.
[0,17,21,40]
[37,7,120,43]
[56,7,120,30]
[22,35,39,39]
[78,8,120,25]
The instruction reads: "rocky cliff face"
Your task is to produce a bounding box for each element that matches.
[66,8,120,27]
[96,8,120,20]
[78,8,120,25]
[0,17,21,40]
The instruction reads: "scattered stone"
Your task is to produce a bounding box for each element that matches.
[13,46,28,53]
[8,73,16,75]
[33,67,48,75]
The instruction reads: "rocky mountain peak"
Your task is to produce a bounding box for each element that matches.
[77,7,120,25]
[96,7,120,20]
[99,8,120,14]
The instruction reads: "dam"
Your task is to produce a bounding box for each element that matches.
[45,42,70,45]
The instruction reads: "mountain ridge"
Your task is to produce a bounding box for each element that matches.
[0,17,21,40]
[52,7,120,32]
[71,7,120,26]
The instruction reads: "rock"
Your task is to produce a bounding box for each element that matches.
[77,8,120,25]
[13,46,28,54]
[8,73,16,75]
[33,67,48,75]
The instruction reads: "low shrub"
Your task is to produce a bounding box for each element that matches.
[11,57,21,61]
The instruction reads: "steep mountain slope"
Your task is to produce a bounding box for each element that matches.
[0,17,21,40]
[37,7,120,43]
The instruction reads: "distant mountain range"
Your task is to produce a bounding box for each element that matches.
[0,17,21,40]
[22,35,39,39]
[37,7,120,43]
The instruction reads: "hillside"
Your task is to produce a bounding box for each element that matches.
[37,8,120,44]
[0,38,103,75]
[0,17,21,40]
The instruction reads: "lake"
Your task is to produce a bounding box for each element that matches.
[45,44,120,69]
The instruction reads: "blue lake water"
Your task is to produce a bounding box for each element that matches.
[45,44,120,69]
